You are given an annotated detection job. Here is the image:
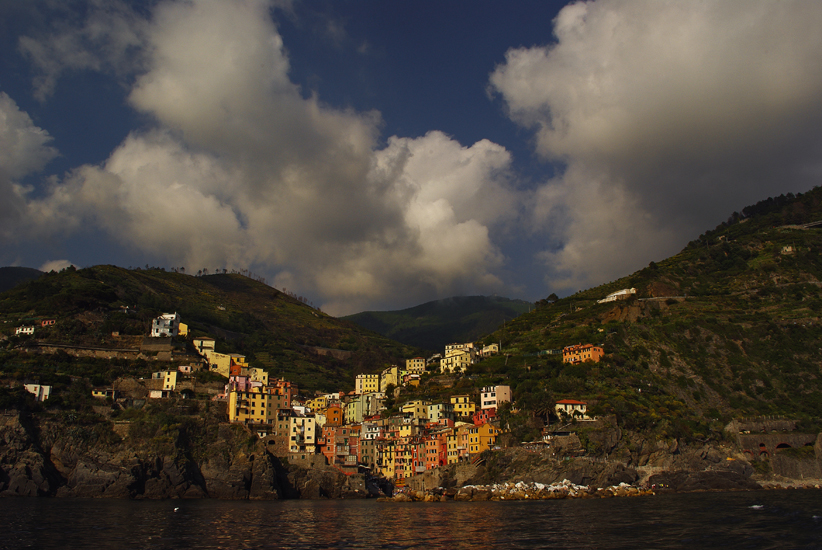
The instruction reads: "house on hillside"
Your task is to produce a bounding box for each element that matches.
[192,337,216,354]
[562,343,604,364]
[15,326,35,336]
[597,288,636,304]
[481,385,511,410]
[405,357,426,374]
[151,312,180,337]
[555,399,591,420]
[24,384,51,402]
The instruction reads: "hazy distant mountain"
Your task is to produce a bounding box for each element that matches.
[0,267,43,294]
[342,296,533,352]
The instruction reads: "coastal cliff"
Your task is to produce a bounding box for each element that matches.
[0,410,378,499]
[3,408,819,499]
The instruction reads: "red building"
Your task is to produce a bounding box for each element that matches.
[320,425,360,468]
[473,408,496,426]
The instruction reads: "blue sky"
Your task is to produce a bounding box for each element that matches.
[2,0,822,315]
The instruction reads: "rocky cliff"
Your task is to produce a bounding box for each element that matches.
[3,408,820,499]
[0,410,383,499]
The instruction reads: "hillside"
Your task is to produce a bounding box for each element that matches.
[455,187,822,443]
[0,266,422,393]
[342,295,533,352]
[0,267,42,293]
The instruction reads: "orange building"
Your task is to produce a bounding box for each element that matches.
[325,404,344,426]
[562,343,604,364]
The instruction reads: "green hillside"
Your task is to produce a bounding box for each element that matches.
[343,295,533,352]
[0,266,421,393]
[458,187,822,443]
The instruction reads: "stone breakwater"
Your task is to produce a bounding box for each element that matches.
[380,480,654,502]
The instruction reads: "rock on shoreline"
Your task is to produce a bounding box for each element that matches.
[379,479,654,502]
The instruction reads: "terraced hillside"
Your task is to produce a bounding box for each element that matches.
[0,266,421,393]
[459,188,822,443]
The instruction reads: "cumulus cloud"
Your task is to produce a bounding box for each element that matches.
[23,0,519,315]
[39,259,75,272]
[0,92,58,240]
[490,0,822,292]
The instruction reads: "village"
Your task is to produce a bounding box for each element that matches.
[13,311,607,482]
[66,311,603,483]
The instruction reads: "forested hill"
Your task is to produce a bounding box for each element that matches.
[342,295,533,352]
[461,187,822,441]
[0,265,421,393]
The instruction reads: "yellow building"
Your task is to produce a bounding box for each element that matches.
[193,337,216,354]
[355,373,380,395]
[401,399,430,420]
[439,349,478,374]
[450,395,476,418]
[247,367,268,385]
[152,370,178,391]
[228,387,290,424]
[205,351,247,377]
[306,396,329,412]
[376,439,396,478]
[405,357,426,375]
[380,365,405,392]
[446,428,471,464]
[467,423,500,455]
[178,322,189,337]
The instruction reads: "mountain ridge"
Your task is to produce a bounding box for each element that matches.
[342,295,533,352]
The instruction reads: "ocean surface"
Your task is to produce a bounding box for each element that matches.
[2,490,821,549]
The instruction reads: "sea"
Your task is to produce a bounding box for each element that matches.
[2,490,821,549]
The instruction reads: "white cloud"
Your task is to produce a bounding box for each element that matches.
[0,92,58,179]
[490,0,822,293]
[0,92,58,241]
[22,0,520,315]
[39,259,74,272]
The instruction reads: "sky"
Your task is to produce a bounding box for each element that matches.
[2,0,822,316]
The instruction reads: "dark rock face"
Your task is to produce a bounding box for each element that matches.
[648,470,762,492]
[0,411,373,500]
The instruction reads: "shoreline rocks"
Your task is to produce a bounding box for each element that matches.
[378,479,655,502]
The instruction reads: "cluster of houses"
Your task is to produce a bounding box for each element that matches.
[14,318,55,336]
[223,373,509,479]
[17,309,602,478]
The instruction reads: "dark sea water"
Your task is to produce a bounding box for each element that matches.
[2,490,821,549]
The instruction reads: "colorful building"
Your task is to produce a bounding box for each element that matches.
[562,344,604,364]
[355,373,380,395]
[481,385,512,410]
[450,395,476,418]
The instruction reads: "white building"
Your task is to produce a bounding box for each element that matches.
[151,312,181,337]
[24,384,50,402]
[481,385,512,410]
[15,326,35,336]
[555,399,591,420]
[596,288,636,304]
